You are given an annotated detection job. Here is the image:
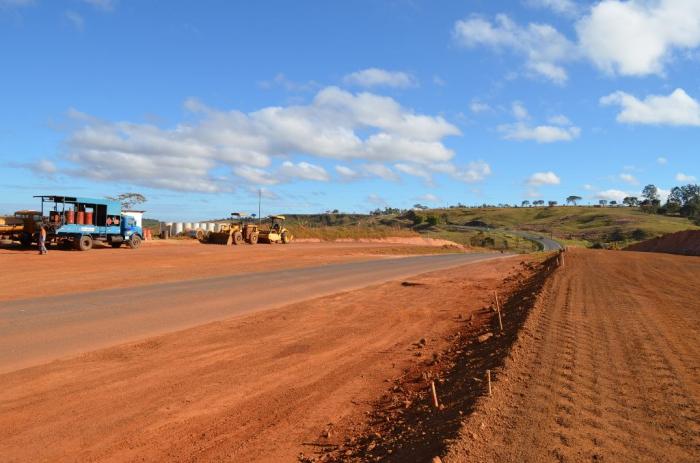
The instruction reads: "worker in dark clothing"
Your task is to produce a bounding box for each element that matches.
[39,224,47,255]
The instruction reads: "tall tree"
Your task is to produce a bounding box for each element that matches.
[623,196,638,207]
[521,200,530,207]
[599,199,608,206]
[566,195,582,206]
[107,193,147,210]
[642,184,659,202]
[548,200,557,207]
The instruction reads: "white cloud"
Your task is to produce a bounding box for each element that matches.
[525,0,581,17]
[453,14,576,83]
[577,0,700,76]
[64,11,84,30]
[258,73,318,92]
[343,68,418,88]
[512,101,530,119]
[499,122,580,142]
[449,160,492,183]
[62,86,459,192]
[278,161,329,182]
[415,193,440,203]
[595,189,629,202]
[528,171,561,186]
[548,114,571,125]
[619,173,639,184]
[81,0,116,11]
[470,101,492,113]
[362,163,399,181]
[600,88,700,126]
[676,172,697,182]
[583,183,595,190]
[335,165,360,181]
[657,156,668,165]
[233,166,278,186]
[395,163,433,183]
[367,193,387,206]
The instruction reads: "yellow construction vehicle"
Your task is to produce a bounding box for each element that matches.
[0,210,42,247]
[203,212,259,245]
[258,215,292,244]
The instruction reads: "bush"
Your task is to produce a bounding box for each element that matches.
[426,215,439,226]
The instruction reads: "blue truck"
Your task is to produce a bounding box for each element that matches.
[36,195,143,251]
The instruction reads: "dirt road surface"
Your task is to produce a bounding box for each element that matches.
[446,249,700,463]
[0,240,460,302]
[0,256,525,463]
[0,253,499,373]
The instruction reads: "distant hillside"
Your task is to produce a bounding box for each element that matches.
[626,230,700,256]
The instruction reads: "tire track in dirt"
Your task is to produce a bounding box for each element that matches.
[445,249,700,463]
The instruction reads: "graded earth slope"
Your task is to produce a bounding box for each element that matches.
[625,229,700,256]
[445,249,700,463]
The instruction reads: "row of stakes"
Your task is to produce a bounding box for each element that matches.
[429,246,567,408]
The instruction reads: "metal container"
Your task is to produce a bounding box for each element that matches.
[173,222,184,235]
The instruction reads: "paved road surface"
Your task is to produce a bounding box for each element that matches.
[0,252,500,373]
[447,225,562,251]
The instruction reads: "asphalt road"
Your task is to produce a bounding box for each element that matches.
[446,225,562,251]
[0,252,502,374]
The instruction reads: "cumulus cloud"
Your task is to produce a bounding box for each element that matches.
[676,172,697,182]
[527,171,561,185]
[525,0,581,17]
[470,101,492,113]
[595,189,629,202]
[362,163,399,181]
[278,161,329,182]
[499,122,580,142]
[335,165,360,181]
[577,0,700,76]
[512,101,530,119]
[62,86,460,192]
[453,14,577,83]
[343,68,418,88]
[619,173,639,184]
[600,88,700,126]
[657,156,668,165]
[455,2,700,83]
[548,114,571,125]
[395,163,433,183]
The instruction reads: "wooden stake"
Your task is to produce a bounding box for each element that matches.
[431,380,439,408]
[494,291,503,332]
[487,370,492,396]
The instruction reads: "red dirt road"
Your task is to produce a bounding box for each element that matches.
[446,249,700,463]
[0,240,458,301]
[0,256,523,463]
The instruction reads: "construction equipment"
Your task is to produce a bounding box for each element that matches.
[0,210,42,247]
[258,215,292,244]
[34,195,143,251]
[203,213,259,246]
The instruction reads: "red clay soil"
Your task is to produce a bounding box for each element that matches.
[0,240,460,301]
[444,249,700,463]
[0,255,526,463]
[625,229,700,256]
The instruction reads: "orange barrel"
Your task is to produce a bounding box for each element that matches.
[65,210,75,224]
[76,211,85,225]
[84,211,93,224]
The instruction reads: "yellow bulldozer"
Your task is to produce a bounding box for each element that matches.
[258,215,292,244]
[203,212,259,246]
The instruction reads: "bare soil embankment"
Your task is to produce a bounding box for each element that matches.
[0,255,526,463]
[444,249,700,463]
[625,229,700,256]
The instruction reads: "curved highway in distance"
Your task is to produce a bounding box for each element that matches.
[0,252,506,374]
[446,225,562,251]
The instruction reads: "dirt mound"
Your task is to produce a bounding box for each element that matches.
[625,229,700,256]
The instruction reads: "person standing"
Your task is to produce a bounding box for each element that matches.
[39,224,47,255]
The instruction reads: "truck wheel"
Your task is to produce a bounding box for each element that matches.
[249,233,258,245]
[77,235,93,251]
[111,241,122,248]
[128,235,142,249]
[281,232,290,244]
[20,233,32,248]
[233,231,243,245]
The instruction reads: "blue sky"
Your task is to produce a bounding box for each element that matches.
[1,0,699,220]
